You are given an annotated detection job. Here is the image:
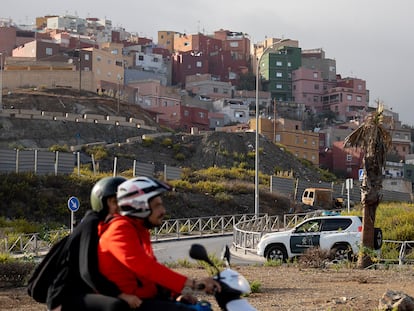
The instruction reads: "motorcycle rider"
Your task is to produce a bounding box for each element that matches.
[98,176,221,310]
[47,176,142,311]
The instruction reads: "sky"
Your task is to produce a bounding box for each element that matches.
[4,0,414,125]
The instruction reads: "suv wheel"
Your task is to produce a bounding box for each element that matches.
[331,245,352,261]
[266,245,287,261]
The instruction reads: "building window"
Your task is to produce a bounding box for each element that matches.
[313,96,318,102]
[358,84,362,90]
[199,112,205,118]
[314,84,319,90]
[153,57,159,62]
[230,41,239,47]
[311,154,316,161]
[213,88,218,93]
[276,134,281,142]
[276,72,283,77]
[138,55,144,61]
[223,89,228,94]
[356,96,362,102]
[276,84,282,89]
[196,61,202,67]
[295,136,299,144]
[347,94,352,100]
[313,72,318,78]
[84,54,89,61]
[235,111,245,118]
[276,61,282,66]
[184,110,189,116]
[287,62,291,67]
[303,138,307,144]
[346,154,352,162]
[45,47,53,55]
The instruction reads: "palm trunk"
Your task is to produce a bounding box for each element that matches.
[357,156,381,268]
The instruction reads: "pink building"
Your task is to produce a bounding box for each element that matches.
[322,75,368,122]
[128,80,209,131]
[292,67,324,113]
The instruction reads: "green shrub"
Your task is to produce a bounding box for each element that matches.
[161,138,173,147]
[214,192,233,203]
[174,153,185,161]
[142,137,154,147]
[249,280,262,293]
[0,260,36,287]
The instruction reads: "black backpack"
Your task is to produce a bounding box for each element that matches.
[27,235,70,303]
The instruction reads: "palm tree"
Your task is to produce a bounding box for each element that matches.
[343,102,392,268]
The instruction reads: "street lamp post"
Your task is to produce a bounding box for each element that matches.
[254,38,288,216]
[0,52,3,111]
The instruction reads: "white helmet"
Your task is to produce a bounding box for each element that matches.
[117,176,172,218]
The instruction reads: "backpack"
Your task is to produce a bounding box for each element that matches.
[27,235,70,303]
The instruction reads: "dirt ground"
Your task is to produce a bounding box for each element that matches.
[1,265,413,311]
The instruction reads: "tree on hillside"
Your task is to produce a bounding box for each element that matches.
[344,101,392,268]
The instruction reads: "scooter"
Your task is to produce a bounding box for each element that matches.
[188,243,257,311]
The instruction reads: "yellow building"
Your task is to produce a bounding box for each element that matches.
[250,117,319,166]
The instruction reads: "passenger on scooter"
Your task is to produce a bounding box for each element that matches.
[98,176,221,310]
[47,176,142,311]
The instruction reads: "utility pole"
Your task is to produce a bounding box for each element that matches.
[78,35,81,96]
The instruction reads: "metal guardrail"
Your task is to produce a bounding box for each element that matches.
[2,214,257,255]
[380,240,414,265]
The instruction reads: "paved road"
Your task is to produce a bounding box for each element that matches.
[153,235,264,265]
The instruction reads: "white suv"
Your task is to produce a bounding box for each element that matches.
[257,215,382,261]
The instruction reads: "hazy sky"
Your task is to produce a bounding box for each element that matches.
[4,0,414,125]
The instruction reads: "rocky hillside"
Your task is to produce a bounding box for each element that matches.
[0,87,324,181]
[0,88,330,225]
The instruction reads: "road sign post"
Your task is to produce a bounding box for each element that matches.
[67,196,80,232]
[346,178,353,213]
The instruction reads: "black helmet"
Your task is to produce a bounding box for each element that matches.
[90,176,127,212]
[117,176,172,218]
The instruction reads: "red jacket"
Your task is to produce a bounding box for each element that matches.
[98,215,187,298]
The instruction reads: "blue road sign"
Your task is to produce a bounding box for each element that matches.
[67,196,80,212]
[358,169,365,181]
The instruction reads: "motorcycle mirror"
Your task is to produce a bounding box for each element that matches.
[189,244,215,267]
[221,245,231,264]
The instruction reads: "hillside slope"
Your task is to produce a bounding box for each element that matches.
[0,88,329,224]
[0,87,324,181]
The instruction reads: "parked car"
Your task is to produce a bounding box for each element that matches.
[256,215,382,261]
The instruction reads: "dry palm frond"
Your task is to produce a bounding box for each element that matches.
[344,105,392,168]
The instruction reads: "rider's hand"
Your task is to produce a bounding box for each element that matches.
[196,277,221,294]
[118,293,142,309]
[176,293,197,304]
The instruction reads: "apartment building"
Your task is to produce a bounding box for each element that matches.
[158,30,178,52]
[322,76,368,122]
[292,67,324,113]
[250,116,320,166]
[259,45,302,102]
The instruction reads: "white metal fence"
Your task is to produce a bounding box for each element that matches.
[1,214,256,256]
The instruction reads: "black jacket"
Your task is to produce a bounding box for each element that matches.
[46,210,121,309]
